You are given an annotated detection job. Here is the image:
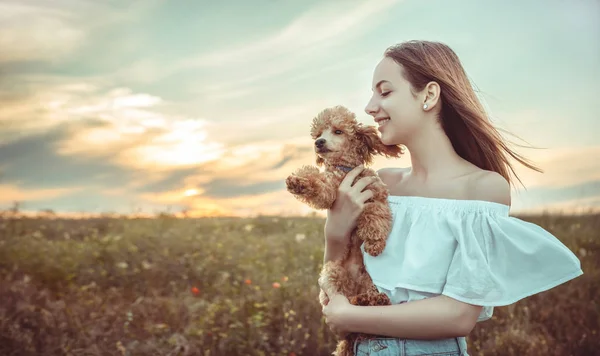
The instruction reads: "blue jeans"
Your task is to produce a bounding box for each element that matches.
[353,336,469,356]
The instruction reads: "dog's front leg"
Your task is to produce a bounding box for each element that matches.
[286,165,337,210]
[356,202,393,257]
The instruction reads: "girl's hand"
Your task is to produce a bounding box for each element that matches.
[319,279,355,338]
[325,165,376,244]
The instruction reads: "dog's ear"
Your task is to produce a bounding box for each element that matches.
[356,124,404,163]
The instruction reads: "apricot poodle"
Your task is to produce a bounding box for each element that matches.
[285,105,403,356]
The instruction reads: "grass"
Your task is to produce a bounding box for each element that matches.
[0,210,597,355]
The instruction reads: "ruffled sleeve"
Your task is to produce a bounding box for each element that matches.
[441,212,584,308]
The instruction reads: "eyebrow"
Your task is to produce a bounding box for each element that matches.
[372,80,390,91]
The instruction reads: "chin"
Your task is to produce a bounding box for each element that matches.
[380,133,399,146]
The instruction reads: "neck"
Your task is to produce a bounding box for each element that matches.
[403,123,465,180]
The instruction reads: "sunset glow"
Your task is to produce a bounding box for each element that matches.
[0,0,598,216]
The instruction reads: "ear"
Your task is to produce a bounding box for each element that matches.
[356,124,404,162]
[422,81,441,111]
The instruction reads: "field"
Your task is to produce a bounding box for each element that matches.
[0,210,598,356]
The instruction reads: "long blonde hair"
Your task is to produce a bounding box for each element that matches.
[383,40,542,188]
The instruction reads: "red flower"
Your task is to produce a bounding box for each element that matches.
[191,287,200,295]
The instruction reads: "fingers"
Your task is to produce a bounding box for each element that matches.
[339,165,365,190]
[319,278,337,301]
[357,189,374,204]
[351,175,377,193]
[318,278,332,304]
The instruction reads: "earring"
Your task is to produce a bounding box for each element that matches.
[423,103,428,110]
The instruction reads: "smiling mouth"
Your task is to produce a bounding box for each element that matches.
[376,118,391,126]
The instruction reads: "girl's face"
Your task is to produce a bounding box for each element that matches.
[364,57,425,146]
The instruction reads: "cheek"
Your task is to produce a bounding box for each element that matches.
[383,98,419,124]
[381,95,406,115]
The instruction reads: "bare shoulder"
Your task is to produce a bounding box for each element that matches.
[468,170,511,206]
[376,167,409,187]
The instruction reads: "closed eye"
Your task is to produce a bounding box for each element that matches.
[381,91,391,97]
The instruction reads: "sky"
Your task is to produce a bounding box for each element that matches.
[0,0,599,217]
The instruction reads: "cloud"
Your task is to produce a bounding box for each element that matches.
[0,76,226,171]
[511,179,600,214]
[0,0,158,65]
[135,167,203,194]
[0,77,114,141]
[134,141,320,216]
[112,0,402,89]
[200,178,285,199]
[141,188,315,217]
[58,114,225,170]
[510,146,600,189]
[0,123,137,190]
[179,0,401,69]
[0,184,80,205]
[270,144,314,170]
[0,1,85,63]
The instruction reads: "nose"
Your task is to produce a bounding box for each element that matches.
[364,96,378,116]
[315,138,326,148]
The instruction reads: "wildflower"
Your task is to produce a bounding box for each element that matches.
[116,341,126,355]
[191,287,200,295]
[142,260,152,270]
[282,276,289,282]
[273,282,281,288]
[245,279,252,285]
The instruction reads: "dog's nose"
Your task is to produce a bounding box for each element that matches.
[315,138,326,148]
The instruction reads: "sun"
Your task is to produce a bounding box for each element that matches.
[184,189,199,197]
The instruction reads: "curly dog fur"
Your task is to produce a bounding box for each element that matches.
[285,106,404,356]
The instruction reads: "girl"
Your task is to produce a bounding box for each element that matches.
[318,40,584,356]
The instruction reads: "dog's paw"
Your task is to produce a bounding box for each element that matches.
[350,291,391,307]
[363,239,386,257]
[286,175,312,196]
[349,293,371,306]
[375,292,391,306]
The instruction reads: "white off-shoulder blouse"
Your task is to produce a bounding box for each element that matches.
[360,195,584,322]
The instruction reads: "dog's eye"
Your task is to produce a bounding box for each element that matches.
[334,129,343,135]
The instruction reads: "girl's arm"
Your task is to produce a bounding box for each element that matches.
[341,295,483,339]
